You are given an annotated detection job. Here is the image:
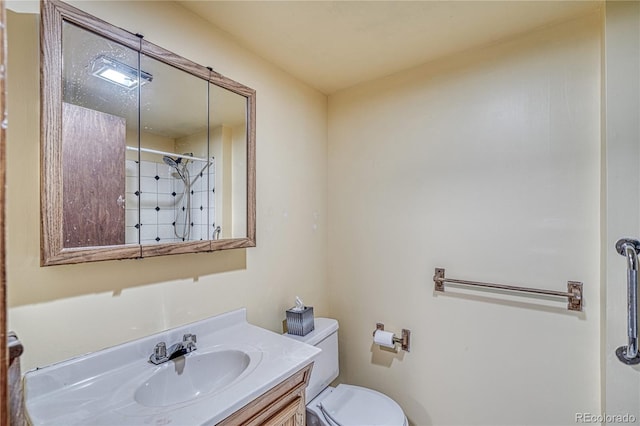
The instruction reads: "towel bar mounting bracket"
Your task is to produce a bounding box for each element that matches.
[567,281,583,311]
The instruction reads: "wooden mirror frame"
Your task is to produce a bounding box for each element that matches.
[40,0,256,266]
[1,0,7,421]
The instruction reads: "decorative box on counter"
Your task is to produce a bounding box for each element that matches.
[286,297,314,336]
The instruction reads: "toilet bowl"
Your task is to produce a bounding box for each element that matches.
[306,384,408,426]
[285,318,408,426]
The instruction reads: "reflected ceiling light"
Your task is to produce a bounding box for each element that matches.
[90,55,153,89]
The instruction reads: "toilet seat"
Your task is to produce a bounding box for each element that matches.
[311,384,407,426]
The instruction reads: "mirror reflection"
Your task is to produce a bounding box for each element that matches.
[59,19,250,252]
[209,83,248,240]
[62,21,138,248]
[135,53,210,245]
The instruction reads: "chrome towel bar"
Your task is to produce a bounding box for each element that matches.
[433,268,583,311]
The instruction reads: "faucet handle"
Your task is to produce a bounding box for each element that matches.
[154,342,167,359]
[183,333,197,352]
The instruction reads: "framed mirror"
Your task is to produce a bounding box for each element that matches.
[41,0,256,266]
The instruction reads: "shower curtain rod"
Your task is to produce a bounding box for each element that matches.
[125,146,211,163]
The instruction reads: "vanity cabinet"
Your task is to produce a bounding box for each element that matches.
[217,363,312,426]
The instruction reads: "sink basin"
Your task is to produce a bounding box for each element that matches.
[23,308,320,425]
[135,349,251,407]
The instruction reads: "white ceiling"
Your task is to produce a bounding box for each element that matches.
[178,1,601,94]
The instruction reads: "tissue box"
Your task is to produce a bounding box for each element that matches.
[286,306,314,336]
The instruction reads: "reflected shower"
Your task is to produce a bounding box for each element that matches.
[162,155,185,180]
[163,154,192,240]
[160,152,214,241]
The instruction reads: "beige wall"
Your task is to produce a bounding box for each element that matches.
[328,13,601,426]
[6,1,328,372]
[127,130,176,162]
[603,0,640,418]
[233,123,248,238]
[6,2,615,424]
[210,125,233,238]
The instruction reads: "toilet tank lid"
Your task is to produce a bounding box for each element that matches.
[285,318,338,346]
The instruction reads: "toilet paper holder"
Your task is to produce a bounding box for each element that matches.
[374,323,411,352]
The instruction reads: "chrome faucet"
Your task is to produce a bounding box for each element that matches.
[149,333,197,365]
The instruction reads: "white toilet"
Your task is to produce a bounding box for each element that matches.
[285,318,408,426]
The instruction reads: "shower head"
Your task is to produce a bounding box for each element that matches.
[163,155,185,180]
[162,156,179,168]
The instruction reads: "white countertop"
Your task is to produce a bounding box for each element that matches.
[23,308,320,425]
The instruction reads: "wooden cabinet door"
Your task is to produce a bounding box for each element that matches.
[262,396,305,426]
[217,364,311,426]
[62,102,126,247]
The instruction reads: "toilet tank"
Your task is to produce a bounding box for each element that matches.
[284,318,339,402]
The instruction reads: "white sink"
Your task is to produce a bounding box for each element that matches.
[135,349,254,407]
[23,308,320,425]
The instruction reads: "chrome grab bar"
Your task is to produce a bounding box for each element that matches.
[615,238,640,364]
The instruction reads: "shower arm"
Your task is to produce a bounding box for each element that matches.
[616,238,640,365]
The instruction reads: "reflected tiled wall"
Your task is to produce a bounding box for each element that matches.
[125,159,215,244]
